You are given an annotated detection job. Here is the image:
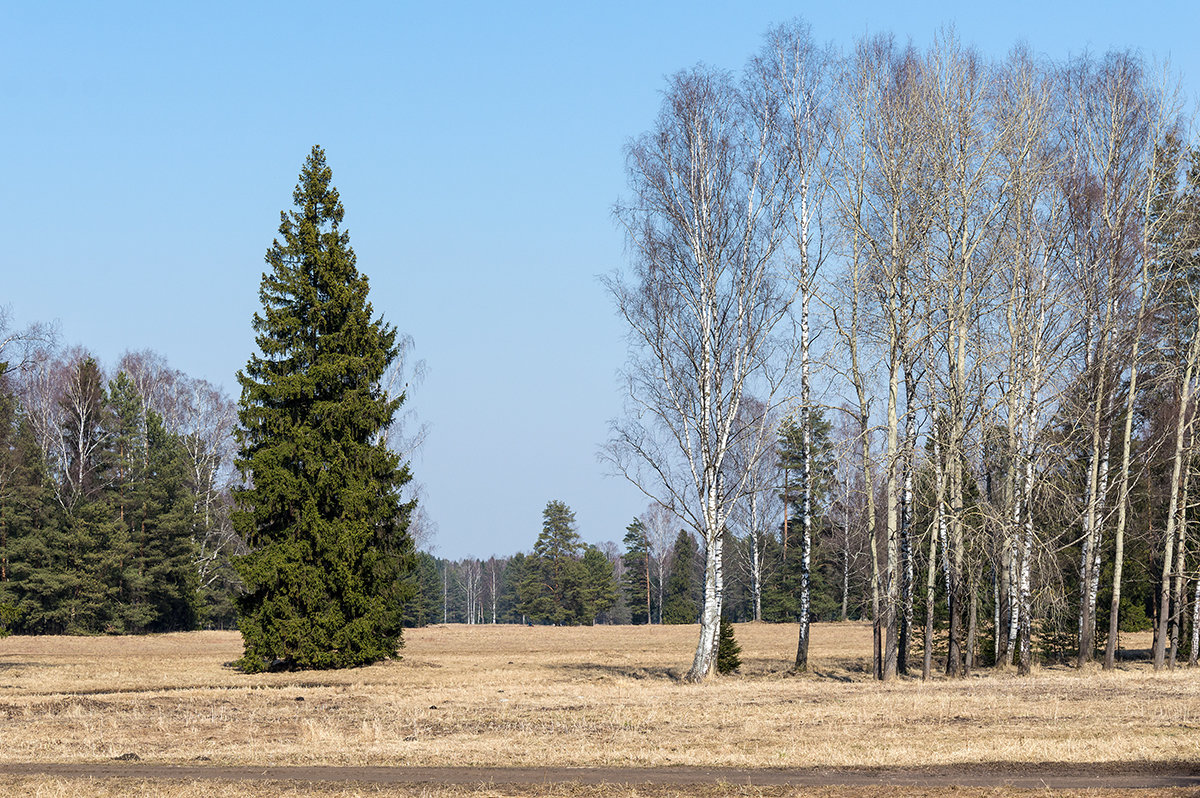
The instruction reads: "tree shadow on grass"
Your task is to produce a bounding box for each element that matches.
[552,663,685,682]
[555,658,869,683]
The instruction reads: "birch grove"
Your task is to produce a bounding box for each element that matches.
[608,19,1200,677]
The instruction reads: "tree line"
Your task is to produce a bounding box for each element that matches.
[405,456,860,632]
[604,19,1200,681]
[0,344,242,634]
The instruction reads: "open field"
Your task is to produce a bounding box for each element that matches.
[0,622,1198,795]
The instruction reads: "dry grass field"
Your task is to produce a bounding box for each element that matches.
[0,622,1198,796]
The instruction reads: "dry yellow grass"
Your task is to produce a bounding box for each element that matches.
[5,777,1198,798]
[8,780,1200,798]
[0,621,1197,778]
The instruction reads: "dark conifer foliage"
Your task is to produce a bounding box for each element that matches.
[621,518,652,624]
[716,617,742,674]
[232,146,415,672]
[662,530,701,624]
[518,500,584,624]
[579,543,618,624]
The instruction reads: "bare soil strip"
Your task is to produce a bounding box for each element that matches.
[0,762,1196,789]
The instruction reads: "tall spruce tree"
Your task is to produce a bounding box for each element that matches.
[232,146,415,672]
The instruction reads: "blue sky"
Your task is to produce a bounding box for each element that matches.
[3,1,1197,559]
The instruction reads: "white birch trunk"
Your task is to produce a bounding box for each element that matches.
[1154,347,1196,671]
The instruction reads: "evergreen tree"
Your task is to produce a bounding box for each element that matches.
[499,552,530,622]
[2,406,59,633]
[232,146,415,671]
[403,551,442,627]
[52,356,116,633]
[662,530,700,624]
[579,544,618,624]
[621,518,651,624]
[517,500,584,624]
[716,617,742,674]
[132,411,201,631]
[0,383,51,633]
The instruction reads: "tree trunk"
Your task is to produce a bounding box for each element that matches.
[882,326,901,681]
[898,358,917,675]
[1154,350,1196,671]
[923,513,939,681]
[750,527,762,622]
[1190,569,1200,667]
[688,532,724,681]
[965,570,978,674]
[1105,336,1141,669]
[1078,259,1117,667]
[796,260,813,671]
[1169,448,1191,668]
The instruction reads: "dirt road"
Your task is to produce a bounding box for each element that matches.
[0,761,1196,790]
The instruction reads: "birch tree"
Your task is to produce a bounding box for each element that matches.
[1104,91,1185,669]
[991,45,1063,669]
[606,65,794,681]
[1058,51,1152,665]
[755,19,835,672]
[917,33,1015,676]
[832,34,930,680]
[727,397,778,623]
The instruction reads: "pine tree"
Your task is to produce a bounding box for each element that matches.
[232,146,415,672]
[518,500,587,624]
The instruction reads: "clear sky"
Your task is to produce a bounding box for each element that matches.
[3,1,1198,559]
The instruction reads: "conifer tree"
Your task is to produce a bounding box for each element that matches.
[1,397,59,633]
[518,500,584,624]
[621,518,652,624]
[716,617,742,674]
[579,544,618,624]
[233,146,415,671]
[662,530,700,624]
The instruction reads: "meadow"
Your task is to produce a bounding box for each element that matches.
[0,622,1197,796]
